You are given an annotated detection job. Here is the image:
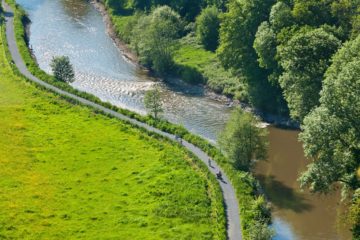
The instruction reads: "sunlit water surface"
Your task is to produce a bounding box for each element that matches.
[16,0,351,239]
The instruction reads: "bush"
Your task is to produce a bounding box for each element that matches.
[219,108,268,171]
[131,6,183,75]
[50,56,75,83]
[248,220,274,240]
[196,6,220,51]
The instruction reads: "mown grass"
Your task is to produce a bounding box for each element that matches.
[5,1,272,238]
[0,19,226,239]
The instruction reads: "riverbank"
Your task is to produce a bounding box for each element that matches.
[93,0,299,129]
[92,0,138,65]
[3,0,272,238]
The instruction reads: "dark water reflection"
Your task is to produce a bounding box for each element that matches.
[257,127,351,240]
[16,0,351,239]
[60,0,91,19]
[255,174,313,213]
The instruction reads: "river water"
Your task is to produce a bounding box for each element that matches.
[15,0,351,239]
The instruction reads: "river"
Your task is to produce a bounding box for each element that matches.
[15,0,351,239]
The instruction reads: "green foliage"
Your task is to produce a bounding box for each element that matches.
[196,6,220,51]
[130,0,205,20]
[350,189,360,239]
[292,0,335,26]
[219,108,268,171]
[248,220,274,240]
[254,21,277,70]
[132,0,152,11]
[217,0,287,114]
[144,88,163,119]
[269,1,294,32]
[111,14,139,44]
[217,0,275,77]
[331,0,360,35]
[131,6,183,75]
[172,36,247,100]
[299,35,360,195]
[277,27,341,121]
[50,56,75,83]
[204,0,228,11]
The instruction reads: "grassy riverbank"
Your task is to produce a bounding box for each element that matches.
[5,1,272,238]
[0,18,226,240]
[105,3,247,100]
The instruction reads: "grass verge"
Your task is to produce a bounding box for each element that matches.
[4,1,271,238]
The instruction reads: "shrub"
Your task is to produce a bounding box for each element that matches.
[144,87,163,119]
[131,6,183,75]
[196,6,220,51]
[50,56,75,83]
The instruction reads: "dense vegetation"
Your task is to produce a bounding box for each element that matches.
[3,1,273,239]
[103,0,360,237]
[219,109,268,171]
[0,20,226,239]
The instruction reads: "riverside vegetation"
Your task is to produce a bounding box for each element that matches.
[3,1,273,239]
[0,17,227,239]
[101,0,360,237]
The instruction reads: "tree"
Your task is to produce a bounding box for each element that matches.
[204,0,227,11]
[331,0,360,35]
[269,1,294,32]
[217,0,275,77]
[292,0,335,26]
[253,22,277,70]
[132,0,152,11]
[50,56,75,83]
[144,87,163,119]
[277,27,341,121]
[299,35,360,195]
[196,6,220,51]
[217,0,285,114]
[219,108,268,171]
[131,6,183,75]
[105,0,127,13]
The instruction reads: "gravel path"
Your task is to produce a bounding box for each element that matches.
[2,1,242,239]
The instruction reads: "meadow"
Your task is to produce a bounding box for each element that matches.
[0,22,225,239]
[5,1,273,238]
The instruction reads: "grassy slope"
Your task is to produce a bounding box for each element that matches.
[173,35,247,99]
[0,24,225,239]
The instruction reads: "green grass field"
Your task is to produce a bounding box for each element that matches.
[0,24,225,239]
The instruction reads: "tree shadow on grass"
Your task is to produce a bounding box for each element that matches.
[255,174,313,213]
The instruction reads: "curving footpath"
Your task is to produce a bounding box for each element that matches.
[2,1,242,239]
